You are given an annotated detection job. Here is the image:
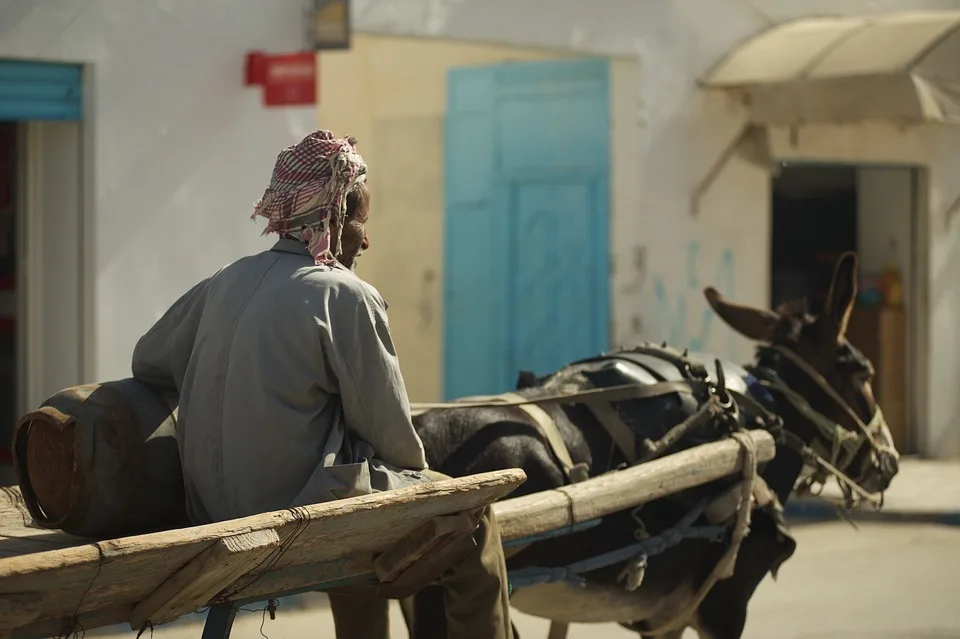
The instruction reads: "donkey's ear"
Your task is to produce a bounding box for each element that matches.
[704,287,781,343]
[821,251,859,342]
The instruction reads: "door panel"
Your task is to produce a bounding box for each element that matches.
[510,179,604,377]
[444,58,610,399]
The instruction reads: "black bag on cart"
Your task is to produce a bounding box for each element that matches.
[12,378,187,538]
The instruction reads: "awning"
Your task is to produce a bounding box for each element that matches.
[701,11,960,125]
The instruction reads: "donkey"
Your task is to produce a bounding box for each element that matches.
[406,252,901,639]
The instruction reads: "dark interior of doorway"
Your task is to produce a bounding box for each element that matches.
[770,164,857,313]
[0,123,15,468]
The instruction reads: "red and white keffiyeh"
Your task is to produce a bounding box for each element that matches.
[251,130,367,266]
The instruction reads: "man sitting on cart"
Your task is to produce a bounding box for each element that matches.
[131,130,514,639]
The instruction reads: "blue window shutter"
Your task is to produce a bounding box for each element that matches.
[0,60,82,121]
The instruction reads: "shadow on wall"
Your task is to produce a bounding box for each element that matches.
[652,241,737,358]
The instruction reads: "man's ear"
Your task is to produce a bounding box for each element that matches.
[704,287,781,343]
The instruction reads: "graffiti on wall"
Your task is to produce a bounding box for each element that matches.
[651,240,736,357]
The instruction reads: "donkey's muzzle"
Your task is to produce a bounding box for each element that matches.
[878,451,900,486]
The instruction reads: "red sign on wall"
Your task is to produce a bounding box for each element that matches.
[245,52,317,107]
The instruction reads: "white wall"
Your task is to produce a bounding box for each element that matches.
[350,0,960,457]
[857,167,914,304]
[0,0,318,383]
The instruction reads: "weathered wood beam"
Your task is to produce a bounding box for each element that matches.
[0,594,42,638]
[493,430,776,541]
[374,511,480,598]
[1,471,525,637]
[129,529,280,629]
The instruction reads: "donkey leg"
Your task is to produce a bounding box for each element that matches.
[694,604,747,639]
[694,520,793,639]
[691,558,754,639]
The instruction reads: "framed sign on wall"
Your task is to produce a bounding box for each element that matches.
[312,0,350,50]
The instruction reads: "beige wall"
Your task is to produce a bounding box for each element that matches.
[857,168,914,311]
[317,35,568,401]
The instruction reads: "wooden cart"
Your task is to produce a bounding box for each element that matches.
[0,430,774,639]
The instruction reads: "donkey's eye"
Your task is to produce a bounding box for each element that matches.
[847,359,874,381]
[836,352,858,369]
[836,341,874,380]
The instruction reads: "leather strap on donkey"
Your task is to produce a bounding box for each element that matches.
[411,346,721,471]
[411,379,700,470]
[444,392,591,484]
[410,379,697,412]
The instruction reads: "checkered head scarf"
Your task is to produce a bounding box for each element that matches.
[251,130,367,266]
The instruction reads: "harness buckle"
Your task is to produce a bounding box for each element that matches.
[568,463,591,484]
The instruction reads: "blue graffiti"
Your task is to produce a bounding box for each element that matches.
[652,241,735,356]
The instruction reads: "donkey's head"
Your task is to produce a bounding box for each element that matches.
[703,251,900,496]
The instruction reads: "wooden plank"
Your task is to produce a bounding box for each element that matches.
[0,594,42,636]
[374,512,479,583]
[13,551,378,638]
[129,529,280,629]
[374,512,479,598]
[0,489,86,560]
[0,535,78,561]
[0,489,34,530]
[0,469,525,634]
[493,430,775,541]
[12,602,129,639]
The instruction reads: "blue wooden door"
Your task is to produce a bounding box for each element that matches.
[444,58,610,399]
[0,60,82,121]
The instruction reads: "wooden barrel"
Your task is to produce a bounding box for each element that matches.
[12,378,188,538]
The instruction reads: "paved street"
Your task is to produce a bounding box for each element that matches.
[102,522,960,639]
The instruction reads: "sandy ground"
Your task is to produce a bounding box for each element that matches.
[89,521,960,639]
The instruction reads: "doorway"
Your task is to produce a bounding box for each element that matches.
[0,123,15,477]
[771,164,858,312]
[770,163,919,453]
[0,60,86,483]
